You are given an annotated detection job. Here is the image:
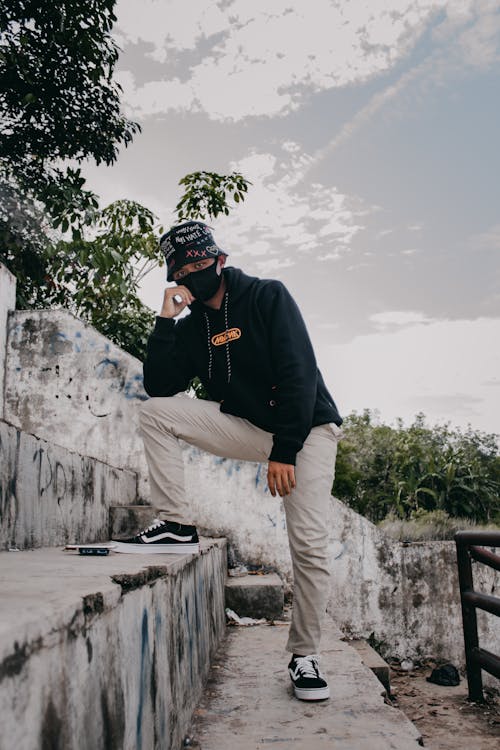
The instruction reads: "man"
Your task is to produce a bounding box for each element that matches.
[113,221,343,701]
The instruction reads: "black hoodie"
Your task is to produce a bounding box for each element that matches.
[143,267,342,465]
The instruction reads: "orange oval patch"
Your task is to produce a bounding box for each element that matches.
[211,328,242,346]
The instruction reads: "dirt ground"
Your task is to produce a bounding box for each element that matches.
[388,662,500,749]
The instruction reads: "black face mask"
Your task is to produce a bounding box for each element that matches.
[181,263,222,301]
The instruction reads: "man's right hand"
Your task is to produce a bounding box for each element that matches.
[159,286,195,318]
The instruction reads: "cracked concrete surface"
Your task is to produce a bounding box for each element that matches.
[190,619,423,749]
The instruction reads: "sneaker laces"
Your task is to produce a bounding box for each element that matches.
[294,655,320,678]
[141,519,164,534]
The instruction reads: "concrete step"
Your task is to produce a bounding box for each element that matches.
[349,638,392,695]
[0,539,227,750]
[225,573,284,620]
[189,620,423,750]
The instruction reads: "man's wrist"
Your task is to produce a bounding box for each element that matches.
[269,443,298,466]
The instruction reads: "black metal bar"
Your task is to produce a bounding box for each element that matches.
[469,546,500,573]
[455,536,483,701]
[455,531,500,702]
[455,530,500,546]
[463,590,500,617]
[470,647,500,681]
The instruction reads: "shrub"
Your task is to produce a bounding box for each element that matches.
[332,411,500,525]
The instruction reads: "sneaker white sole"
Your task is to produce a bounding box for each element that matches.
[293,685,330,701]
[112,542,200,554]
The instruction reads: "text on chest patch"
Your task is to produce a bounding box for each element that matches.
[211,328,242,346]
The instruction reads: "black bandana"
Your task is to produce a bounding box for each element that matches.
[160,221,227,281]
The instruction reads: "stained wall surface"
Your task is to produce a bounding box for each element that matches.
[0,541,227,750]
[0,420,137,550]
[184,448,500,670]
[1,265,498,675]
[4,309,148,491]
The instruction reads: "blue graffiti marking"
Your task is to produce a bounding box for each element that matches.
[136,609,150,750]
[124,373,147,401]
[255,464,270,493]
[95,357,119,376]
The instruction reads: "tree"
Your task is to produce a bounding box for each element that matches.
[1,171,253,361]
[0,0,139,225]
[0,176,54,308]
[44,199,162,360]
[0,0,141,313]
[0,4,253,364]
[175,171,250,221]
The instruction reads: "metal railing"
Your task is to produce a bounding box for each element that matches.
[455,530,500,701]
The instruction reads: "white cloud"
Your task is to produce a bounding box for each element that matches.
[443,0,500,67]
[469,222,500,250]
[115,0,229,60]
[298,2,500,172]
[346,262,372,272]
[115,0,455,121]
[320,316,500,434]
[116,72,199,115]
[207,148,367,273]
[369,310,435,329]
[318,252,342,262]
[255,257,296,274]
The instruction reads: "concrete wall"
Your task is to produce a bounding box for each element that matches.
[0,541,227,750]
[183,447,500,670]
[0,420,137,550]
[327,499,500,672]
[0,264,16,420]
[185,446,291,573]
[2,276,498,672]
[4,309,148,492]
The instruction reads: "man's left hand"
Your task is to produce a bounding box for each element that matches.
[267,461,296,497]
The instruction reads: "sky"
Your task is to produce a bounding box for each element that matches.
[82,0,500,436]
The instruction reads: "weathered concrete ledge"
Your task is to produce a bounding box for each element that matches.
[0,263,16,421]
[225,573,284,619]
[190,618,423,749]
[0,419,138,550]
[0,539,227,750]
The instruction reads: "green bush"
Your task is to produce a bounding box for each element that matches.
[332,411,500,525]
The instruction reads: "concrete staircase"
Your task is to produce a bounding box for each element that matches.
[188,620,423,750]
[0,262,436,746]
[0,539,425,750]
[0,541,227,750]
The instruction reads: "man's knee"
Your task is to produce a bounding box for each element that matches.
[138,396,176,428]
[139,394,194,435]
[139,397,156,422]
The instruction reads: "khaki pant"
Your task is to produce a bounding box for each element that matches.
[139,394,340,655]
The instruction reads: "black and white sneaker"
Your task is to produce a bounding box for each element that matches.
[288,654,330,701]
[112,519,200,554]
